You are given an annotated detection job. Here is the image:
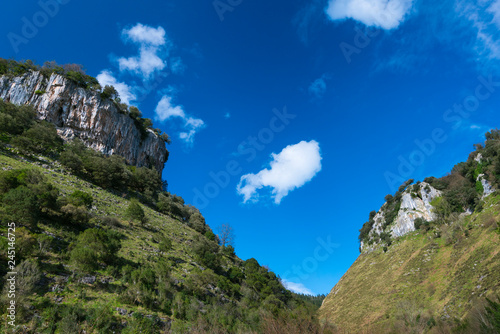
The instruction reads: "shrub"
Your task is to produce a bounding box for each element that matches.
[34,90,45,95]
[129,106,142,119]
[126,199,146,224]
[0,186,38,225]
[70,228,121,272]
[193,236,220,269]
[68,190,93,208]
[61,204,90,225]
[414,217,429,231]
[158,235,172,252]
[12,121,63,154]
[0,100,36,135]
[59,148,84,174]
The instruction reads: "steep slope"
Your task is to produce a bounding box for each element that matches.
[319,133,500,333]
[0,100,331,332]
[0,66,168,175]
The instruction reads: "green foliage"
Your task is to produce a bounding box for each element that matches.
[126,199,146,224]
[414,217,430,231]
[70,228,121,272]
[193,235,220,269]
[0,169,59,225]
[129,106,142,119]
[34,90,45,95]
[0,99,36,136]
[100,85,119,100]
[12,121,63,155]
[483,296,500,333]
[158,235,172,252]
[68,190,93,208]
[59,139,163,196]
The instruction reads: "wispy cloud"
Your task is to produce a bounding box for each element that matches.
[282,279,314,295]
[96,70,136,105]
[308,74,330,99]
[155,96,205,145]
[326,0,415,30]
[237,140,322,204]
[456,0,500,62]
[293,0,325,45]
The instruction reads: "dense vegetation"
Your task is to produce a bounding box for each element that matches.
[0,59,171,144]
[0,99,332,332]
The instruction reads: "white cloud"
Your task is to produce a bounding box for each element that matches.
[123,23,166,46]
[237,140,322,204]
[155,95,185,121]
[96,70,136,105]
[118,23,169,79]
[282,279,314,295]
[155,96,205,145]
[326,0,414,30]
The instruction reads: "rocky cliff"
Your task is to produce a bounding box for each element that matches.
[361,182,442,252]
[0,71,168,175]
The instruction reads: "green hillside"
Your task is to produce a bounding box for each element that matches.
[0,94,333,333]
[319,132,500,333]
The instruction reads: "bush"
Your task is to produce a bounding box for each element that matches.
[193,236,220,269]
[61,204,90,225]
[70,228,121,272]
[0,100,36,135]
[100,85,118,100]
[0,186,38,225]
[68,190,93,208]
[414,217,430,231]
[126,199,146,224]
[12,121,63,155]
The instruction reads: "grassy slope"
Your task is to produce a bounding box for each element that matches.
[318,194,500,332]
[0,152,239,325]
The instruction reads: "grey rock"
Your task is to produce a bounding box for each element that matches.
[80,275,96,284]
[0,71,168,175]
[362,182,441,252]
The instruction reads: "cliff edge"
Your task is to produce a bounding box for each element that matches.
[0,71,168,175]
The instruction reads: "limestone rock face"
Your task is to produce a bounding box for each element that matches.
[477,174,495,199]
[0,71,168,175]
[361,182,441,252]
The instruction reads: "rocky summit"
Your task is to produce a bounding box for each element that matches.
[0,71,168,175]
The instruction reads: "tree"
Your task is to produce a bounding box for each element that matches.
[217,223,235,247]
[100,85,118,100]
[129,106,142,119]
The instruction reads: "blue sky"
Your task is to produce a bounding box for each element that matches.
[2,0,500,295]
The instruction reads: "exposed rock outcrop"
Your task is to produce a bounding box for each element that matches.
[0,71,168,175]
[361,182,441,252]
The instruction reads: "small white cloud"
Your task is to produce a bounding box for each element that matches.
[118,23,169,79]
[96,70,136,105]
[282,279,314,295]
[326,0,414,30]
[155,96,205,145]
[154,95,185,121]
[237,140,322,204]
[123,23,166,46]
[308,74,330,99]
